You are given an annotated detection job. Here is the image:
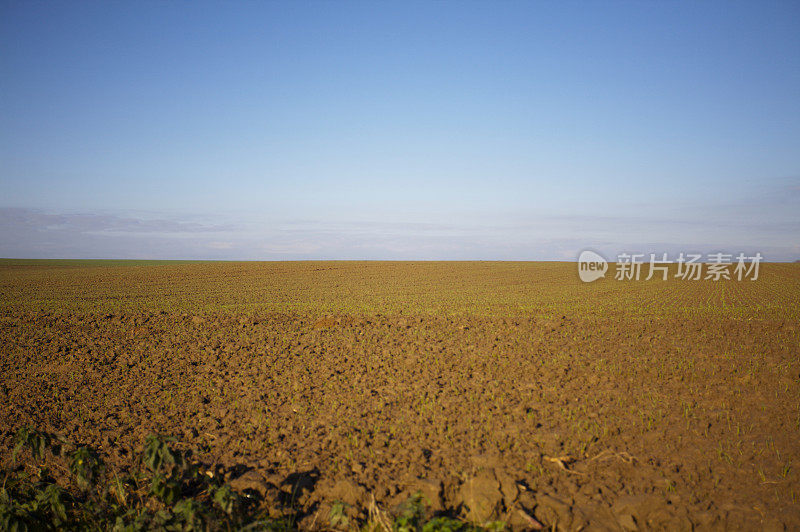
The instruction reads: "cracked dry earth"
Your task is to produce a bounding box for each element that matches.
[1,261,800,530]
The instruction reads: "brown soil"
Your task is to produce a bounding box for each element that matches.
[1,261,799,529]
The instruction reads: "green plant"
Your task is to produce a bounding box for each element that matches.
[4,429,510,530]
[69,446,103,490]
[13,427,55,462]
[2,428,290,531]
[329,501,350,528]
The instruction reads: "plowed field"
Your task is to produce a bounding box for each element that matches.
[2,261,799,529]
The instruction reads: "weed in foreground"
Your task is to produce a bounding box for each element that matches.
[2,428,508,531]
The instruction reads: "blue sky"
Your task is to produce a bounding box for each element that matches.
[1,1,798,260]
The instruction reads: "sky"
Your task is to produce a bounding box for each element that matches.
[1,1,799,260]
